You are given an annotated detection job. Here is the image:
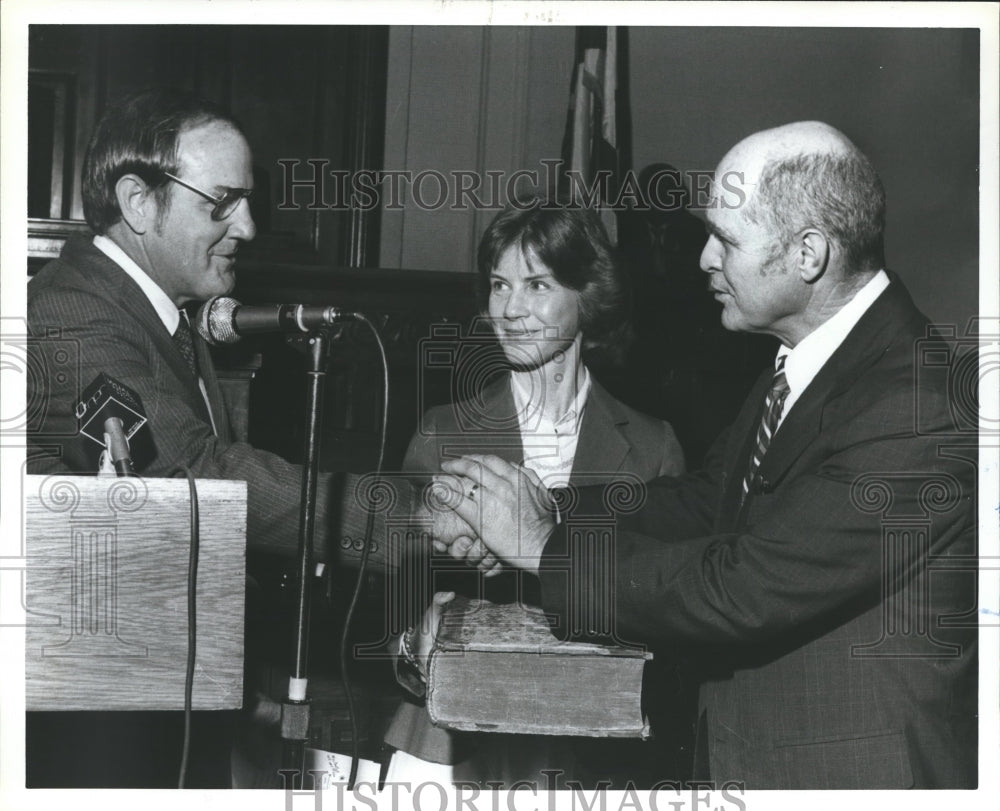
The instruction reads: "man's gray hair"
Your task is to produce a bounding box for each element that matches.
[743,149,886,272]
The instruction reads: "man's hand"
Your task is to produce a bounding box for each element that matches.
[420,479,503,576]
[436,454,557,576]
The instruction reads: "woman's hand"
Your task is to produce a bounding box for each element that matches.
[406,591,455,681]
[423,477,504,576]
[434,454,557,575]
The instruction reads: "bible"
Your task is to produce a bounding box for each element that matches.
[426,596,651,737]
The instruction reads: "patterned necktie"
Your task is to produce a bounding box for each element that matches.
[172,312,199,379]
[742,354,790,500]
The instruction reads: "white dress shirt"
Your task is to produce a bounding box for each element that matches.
[510,365,592,488]
[776,269,890,431]
[93,235,217,435]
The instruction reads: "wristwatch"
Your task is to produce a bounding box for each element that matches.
[399,626,425,683]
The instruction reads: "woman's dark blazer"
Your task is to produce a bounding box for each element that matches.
[385,372,685,764]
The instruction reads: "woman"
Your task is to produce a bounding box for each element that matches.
[384,202,686,787]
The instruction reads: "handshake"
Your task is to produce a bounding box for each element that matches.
[403,454,560,681]
[419,454,559,578]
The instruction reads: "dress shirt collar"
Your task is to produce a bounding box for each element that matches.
[92,236,217,436]
[93,234,181,335]
[778,269,890,420]
[510,364,592,435]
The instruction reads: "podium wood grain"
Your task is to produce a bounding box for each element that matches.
[25,475,247,711]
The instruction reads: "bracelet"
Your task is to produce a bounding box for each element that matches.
[400,626,425,681]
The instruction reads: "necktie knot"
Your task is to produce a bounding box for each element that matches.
[769,355,790,404]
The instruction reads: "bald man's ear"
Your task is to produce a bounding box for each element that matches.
[115,174,157,235]
[795,228,829,283]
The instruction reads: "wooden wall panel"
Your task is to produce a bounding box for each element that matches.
[379,26,577,274]
[27,25,387,268]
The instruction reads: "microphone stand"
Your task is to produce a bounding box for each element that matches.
[280,328,332,788]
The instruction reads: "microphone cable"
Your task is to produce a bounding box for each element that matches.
[192,301,389,789]
[174,465,200,789]
[335,313,390,790]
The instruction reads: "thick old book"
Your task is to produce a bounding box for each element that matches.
[426,596,651,738]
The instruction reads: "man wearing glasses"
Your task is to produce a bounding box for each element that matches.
[26,88,376,787]
[26,86,361,563]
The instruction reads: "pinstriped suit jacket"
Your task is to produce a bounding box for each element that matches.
[539,276,977,788]
[27,235,384,569]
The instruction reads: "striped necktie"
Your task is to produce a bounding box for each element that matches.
[742,354,789,501]
[172,311,199,379]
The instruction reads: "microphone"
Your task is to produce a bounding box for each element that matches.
[195,296,345,345]
[103,416,135,477]
[75,373,155,473]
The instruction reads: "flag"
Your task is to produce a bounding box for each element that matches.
[560,26,630,243]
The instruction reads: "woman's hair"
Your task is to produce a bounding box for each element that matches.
[476,202,632,360]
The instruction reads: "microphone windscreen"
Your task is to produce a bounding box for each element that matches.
[196,296,241,345]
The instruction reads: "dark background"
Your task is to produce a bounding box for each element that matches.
[29,24,980,471]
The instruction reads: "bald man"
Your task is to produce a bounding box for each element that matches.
[429,122,977,788]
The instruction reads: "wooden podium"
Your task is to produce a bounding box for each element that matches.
[24,474,247,711]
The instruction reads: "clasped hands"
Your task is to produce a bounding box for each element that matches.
[400,456,557,688]
[423,454,557,577]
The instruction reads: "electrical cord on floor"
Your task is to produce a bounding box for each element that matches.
[336,314,390,790]
[175,465,200,789]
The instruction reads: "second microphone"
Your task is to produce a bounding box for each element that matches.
[195,296,346,345]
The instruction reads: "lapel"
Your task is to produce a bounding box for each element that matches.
[466,374,634,476]
[719,369,774,524]
[439,375,523,464]
[752,276,923,496]
[190,315,232,439]
[69,238,213,423]
[570,379,631,484]
[482,376,524,464]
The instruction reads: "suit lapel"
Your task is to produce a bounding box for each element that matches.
[157,317,210,417]
[755,277,921,493]
[192,329,231,439]
[436,376,523,464]
[570,381,630,484]
[481,377,523,464]
[470,375,634,477]
[719,369,773,525]
[72,238,213,421]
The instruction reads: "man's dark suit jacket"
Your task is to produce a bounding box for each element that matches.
[386,373,686,770]
[27,236,380,567]
[540,276,977,789]
[25,236,393,787]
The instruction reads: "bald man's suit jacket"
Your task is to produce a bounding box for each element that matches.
[540,275,977,788]
[27,236,380,568]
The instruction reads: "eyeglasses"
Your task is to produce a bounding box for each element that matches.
[162,171,253,221]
